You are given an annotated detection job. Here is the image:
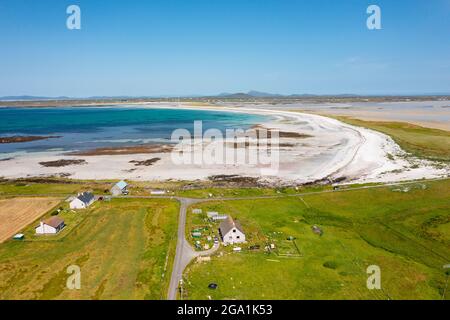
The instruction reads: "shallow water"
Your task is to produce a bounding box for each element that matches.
[0,106,268,154]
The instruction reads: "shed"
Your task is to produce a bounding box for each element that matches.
[13,234,24,240]
[111,180,128,196]
[207,211,219,218]
[212,214,228,222]
[150,189,166,195]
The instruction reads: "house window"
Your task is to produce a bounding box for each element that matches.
[237,236,240,239]
[233,229,236,233]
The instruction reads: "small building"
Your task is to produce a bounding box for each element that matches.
[211,214,228,222]
[13,234,24,240]
[207,211,219,218]
[150,189,166,195]
[35,217,65,235]
[70,192,95,209]
[219,216,246,245]
[192,208,202,214]
[111,180,128,196]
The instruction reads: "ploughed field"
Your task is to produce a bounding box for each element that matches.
[0,197,61,243]
[0,198,179,300]
[184,179,450,300]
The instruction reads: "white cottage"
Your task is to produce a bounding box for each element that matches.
[70,192,95,209]
[219,216,246,245]
[36,217,65,235]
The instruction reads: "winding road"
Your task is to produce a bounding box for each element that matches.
[167,197,219,300]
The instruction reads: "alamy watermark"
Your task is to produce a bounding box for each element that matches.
[66,5,81,30]
[367,5,382,30]
[366,265,381,290]
[66,265,81,290]
[170,121,280,175]
[64,5,380,31]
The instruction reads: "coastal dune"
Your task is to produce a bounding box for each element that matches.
[0,104,448,185]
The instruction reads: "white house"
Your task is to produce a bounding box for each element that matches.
[70,192,95,209]
[219,216,246,245]
[35,217,65,235]
[111,180,128,196]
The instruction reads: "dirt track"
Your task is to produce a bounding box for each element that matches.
[0,197,61,243]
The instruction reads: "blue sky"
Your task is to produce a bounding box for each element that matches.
[0,0,449,96]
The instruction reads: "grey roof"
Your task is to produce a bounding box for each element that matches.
[219,216,244,235]
[77,192,94,204]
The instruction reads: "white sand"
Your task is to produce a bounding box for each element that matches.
[0,104,448,185]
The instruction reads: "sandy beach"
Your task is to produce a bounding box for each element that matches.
[0,104,448,185]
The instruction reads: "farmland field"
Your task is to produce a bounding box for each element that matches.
[184,179,450,300]
[0,198,179,300]
[0,197,62,243]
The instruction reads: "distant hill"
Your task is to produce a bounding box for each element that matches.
[215,91,283,98]
[213,91,359,99]
[3,91,447,103]
[0,95,71,101]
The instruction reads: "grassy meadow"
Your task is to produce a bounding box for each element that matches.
[0,198,179,300]
[184,179,450,300]
[0,180,114,196]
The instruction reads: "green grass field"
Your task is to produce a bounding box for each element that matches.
[184,179,450,300]
[0,198,179,300]
[329,116,450,162]
[0,180,113,196]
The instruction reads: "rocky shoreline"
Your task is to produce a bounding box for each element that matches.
[0,135,61,144]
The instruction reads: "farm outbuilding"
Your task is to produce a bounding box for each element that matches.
[211,214,228,222]
[13,233,24,240]
[150,189,166,195]
[207,211,219,218]
[111,180,128,196]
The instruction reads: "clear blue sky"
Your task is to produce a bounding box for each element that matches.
[0,0,449,96]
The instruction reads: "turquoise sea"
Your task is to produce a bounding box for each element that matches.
[0,106,268,154]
